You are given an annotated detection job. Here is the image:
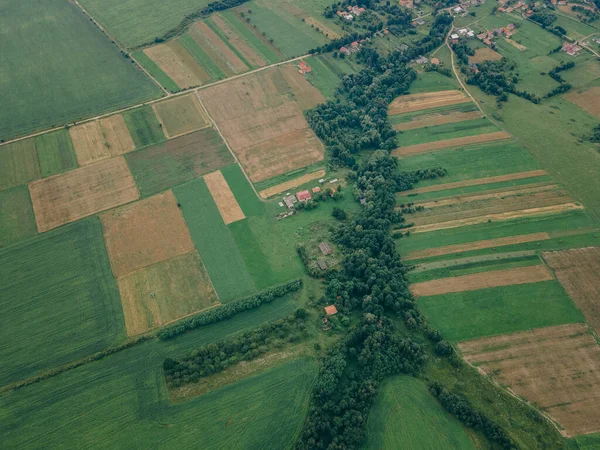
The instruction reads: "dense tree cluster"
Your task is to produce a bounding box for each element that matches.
[530,10,566,36]
[544,61,575,97]
[590,124,600,143]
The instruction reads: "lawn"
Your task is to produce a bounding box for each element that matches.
[0,218,124,386]
[364,376,476,450]
[122,106,167,149]
[0,185,37,248]
[0,1,160,141]
[396,118,499,146]
[34,129,78,178]
[417,280,585,341]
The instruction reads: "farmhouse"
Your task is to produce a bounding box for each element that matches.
[319,242,333,255]
[317,259,328,271]
[416,55,429,64]
[298,60,312,74]
[340,46,352,56]
[562,42,582,56]
[312,186,321,193]
[324,305,338,315]
[296,190,312,202]
[430,57,440,65]
[283,194,297,209]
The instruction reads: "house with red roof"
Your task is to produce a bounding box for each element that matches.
[296,190,312,202]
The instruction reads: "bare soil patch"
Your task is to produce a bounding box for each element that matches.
[204,170,245,224]
[411,265,552,296]
[144,40,210,89]
[389,90,471,115]
[395,111,482,131]
[459,323,600,437]
[29,157,138,232]
[69,121,111,166]
[543,247,600,334]
[280,64,326,110]
[259,169,326,198]
[194,22,248,73]
[99,115,136,156]
[405,232,551,260]
[564,87,600,118]
[505,38,527,51]
[393,131,512,156]
[212,14,266,67]
[469,47,503,64]
[100,191,194,278]
[152,94,209,139]
[400,170,549,196]
[118,251,219,336]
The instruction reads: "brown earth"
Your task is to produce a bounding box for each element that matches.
[204,170,245,224]
[564,87,600,118]
[505,38,527,51]
[459,323,600,437]
[393,131,512,156]
[144,40,211,89]
[194,21,248,73]
[188,24,235,77]
[469,47,503,64]
[410,264,552,296]
[259,169,326,198]
[118,251,219,336]
[152,94,209,139]
[395,111,483,131]
[543,247,600,334]
[100,191,195,278]
[280,63,326,110]
[404,232,551,260]
[399,170,549,196]
[99,115,136,156]
[211,14,266,68]
[29,157,139,232]
[69,121,111,166]
[388,90,471,115]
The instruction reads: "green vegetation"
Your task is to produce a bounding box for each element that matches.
[132,51,180,92]
[418,280,585,341]
[0,1,160,141]
[34,130,78,178]
[570,433,600,450]
[397,118,499,146]
[221,164,264,217]
[122,105,166,149]
[0,139,40,191]
[364,376,476,449]
[178,34,226,81]
[304,55,358,99]
[0,185,37,248]
[0,218,124,386]
[389,102,479,125]
[221,11,282,64]
[407,71,460,93]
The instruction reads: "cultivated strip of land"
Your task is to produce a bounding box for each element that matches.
[259,169,326,198]
[393,131,512,157]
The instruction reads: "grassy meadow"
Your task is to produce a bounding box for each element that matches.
[34,130,78,178]
[0,185,37,248]
[396,118,499,146]
[123,106,167,149]
[0,139,40,191]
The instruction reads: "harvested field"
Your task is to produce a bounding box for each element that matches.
[410,265,552,296]
[395,111,483,131]
[0,139,40,191]
[404,232,551,260]
[188,24,235,77]
[543,247,600,334]
[204,170,245,224]
[69,122,111,166]
[118,251,219,336]
[211,15,266,68]
[100,191,194,278]
[564,87,600,118]
[194,22,247,73]
[400,170,549,195]
[152,94,209,139]
[409,203,583,233]
[389,90,471,115]
[144,41,210,89]
[393,131,512,156]
[505,38,527,51]
[279,64,326,110]
[259,169,326,198]
[459,323,600,437]
[29,157,138,232]
[99,115,135,156]
[469,47,503,64]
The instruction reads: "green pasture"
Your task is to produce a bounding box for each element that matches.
[389,102,479,125]
[556,56,600,90]
[133,51,180,93]
[178,34,226,81]
[221,164,264,217]
[304,55,357,99]
[0,1,160,141]
[407,71,460,94]
[221,11,282,64]
[364,376,476,450]
[453,0,497,28]
[123,105,167,149]
[34,129,78,178]
[204,18,253,69]
[553,10,599,40]
[397,118,499,146]
[253,162,326,192]
[0,139,40,191]
[418,280,585,341]
[0,218,124,387]
[0,185,37,248]
[570,433,600,450]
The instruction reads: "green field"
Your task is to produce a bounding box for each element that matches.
[418,280,585,341]
[178,34,226,81]
[364,376,476,450]
[0,139,40,191]
[221,11,282,64]
[304,54,359,99]
[132,51,181,92]
[221,164,264,217]
[123,105,167,149]
[570,433,600,450]
[34,129,78,178]
[390,102,479,125]
[0,218,124,386]
[396,118,499,146]
[0,1,160,141]
[0,185,37,248]
[407,71,461,94]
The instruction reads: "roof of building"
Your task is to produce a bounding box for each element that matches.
[317,259,328,270]
[319,242,332,255]
[296,190,312,201]
[324,305,338,315]
[312,186,321,193]
[430,57,440,64]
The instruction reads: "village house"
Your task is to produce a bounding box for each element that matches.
[415,55,429,64]
[317,259,328,271]
[348,5,366,16]
[562,42,582,56]
[283,194,297,209]
[319,242,332,255]
[430,57,440,65]
[339,46,352,56]
[312,186,321,194]
[324,305,338,315]
[297,60,312,74]
[296,190,312,202]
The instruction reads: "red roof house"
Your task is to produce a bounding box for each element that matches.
[296,190,312,202]
[324,305,338,315]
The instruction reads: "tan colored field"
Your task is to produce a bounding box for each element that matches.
[212,14,266,67]
[144,40,211,89]
[459,323,600,437]
[395,111,482,131]
[153,94,209,138]
[29,157,138,232]
[411,265,552,296]
[280,64,326,110]
[99,115,136,156]
[389,90,471,115]
[469,47,503,64]
[204,170,245,224]
[188,24,234,77]
[198,68,325,182]
[100,191,195,278]
[399,170,549,196]
[505,38,526,51]
[404,232,551,260]
[118,251,219,336]
[564,87,600,118]
[409,203,583,233]
[393,131,512,156]
[194,22,248,73]
[543,247,600,334]
[69,121,111,166]
[259,169,326,198]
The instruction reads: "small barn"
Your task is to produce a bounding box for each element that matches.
[296,190,312,202]
[319,242,332,255]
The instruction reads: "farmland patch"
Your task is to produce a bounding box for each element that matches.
[389,90,471,115]
[204,170,245,224]
[0,139,40,191]
[99,115,136,156]
[69,121,111,166]
[152,94,209,139]
[144,41,210,89]
[395,111,483,131]
[394,131,512,156]
[280,64,326,110]
[34,130,78,178]
[29,157,139,232]
[564,87,600,118]
[259,169,326,198]
[211,14,266,68]
[0,186,37,247]
[469,47,503,64]
[194,22,248,73]
[122,105,166,149]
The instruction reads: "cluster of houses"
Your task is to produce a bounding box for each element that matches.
[497,0,533,16]
[472,23,516,46]
[280,178,340,209]
[414,55,440,65]
[450,27,476,42]
[340,40,364,56]
[452,0,486,16]
[562,42,582,56]
[336,5,366,21]
[297,60,312,74]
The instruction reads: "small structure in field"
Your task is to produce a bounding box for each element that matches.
[283,194,297,209]
[296,190,312,202]
[324,305,338,315]
[430,57,440,65]
[416,55,428,64]
[317,259,328,270]
[298,60,312,74]
[319,242,332,255]
[562,42,582,56]
[312,186,321,193]
[340,46,352,56]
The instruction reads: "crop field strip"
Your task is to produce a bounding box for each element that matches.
[393,131,512,157]
[459,323,600,437]
[388,90,472,115]
[204,170,246,224]
[564,86,600,118]
[69,122,113,166]
[0,186,38,248]
[396,118,500,147]
[99,115,136,156]
[259,169,326,198]
[394,110,484,131]
[152,93,210,139]
[34,130,78,178]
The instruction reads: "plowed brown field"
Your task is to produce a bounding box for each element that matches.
[564,87,600,118]
[393,131,512,156]
[69,121,111,166]
[389,90,471,114]
[204,170,245,224]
